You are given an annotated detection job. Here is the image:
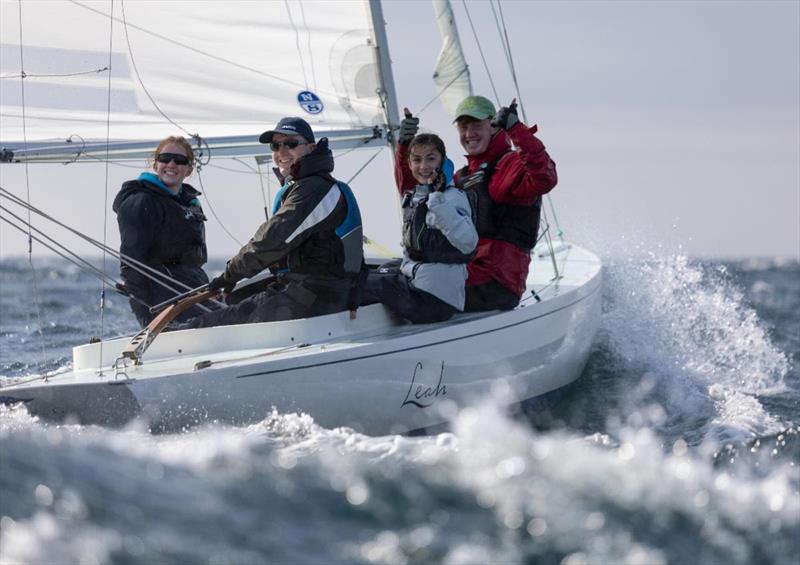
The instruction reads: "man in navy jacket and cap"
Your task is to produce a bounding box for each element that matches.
[176,117,365,328]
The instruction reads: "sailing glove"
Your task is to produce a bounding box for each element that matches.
[208,273,236,294]
[398,109,419,145]
[492,100,519,130]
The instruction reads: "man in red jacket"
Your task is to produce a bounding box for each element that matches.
[394,96,557,311]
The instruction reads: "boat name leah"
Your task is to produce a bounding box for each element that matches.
[402,361,447,408]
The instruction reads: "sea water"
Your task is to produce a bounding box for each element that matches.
[0,256,797,564]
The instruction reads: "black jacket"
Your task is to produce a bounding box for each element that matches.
[223,140,363,284]
[112,178,209,326]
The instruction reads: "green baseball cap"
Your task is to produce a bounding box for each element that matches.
[453,95,496,121]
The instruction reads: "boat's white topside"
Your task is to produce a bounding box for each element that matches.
[0,242,603,433]
[59,242,599,377]
[4,243,602,387]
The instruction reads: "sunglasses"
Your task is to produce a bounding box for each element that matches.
[270,140,308,151]
[156,152,190,166]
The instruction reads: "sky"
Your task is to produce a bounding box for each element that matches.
[1,0,798,261]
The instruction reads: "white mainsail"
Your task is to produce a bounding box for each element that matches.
[0,0,397,161]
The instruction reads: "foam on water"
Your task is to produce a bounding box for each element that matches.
[601,254,790,442]
[1,405,797,564]
[1,257,798,563]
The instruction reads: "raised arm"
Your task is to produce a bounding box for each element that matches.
[393,108,420,195]
[489,101,558,206]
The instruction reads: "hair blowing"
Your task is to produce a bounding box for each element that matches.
[150,136,195,168]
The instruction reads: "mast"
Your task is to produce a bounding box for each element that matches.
[367,0,401,152]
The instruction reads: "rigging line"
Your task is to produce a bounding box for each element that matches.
[228,157,270,220]
[284,0,310,90]
[297,1,318,92]
[495,0,528,124]
[346,146,384,185]
[98,0,116,372]
[68,0,336,100]
[539,206,560,280]
[0,187,207,297]
[250,159,271,221]
[460,0,500,103]
[0,67,109,79]
[195,171,243,247]
[119,0,193,138]
[417,66,469,115]
[489,1,513,83]
[546,196,563,240]
[16,0,48,368]
[1,207,120,291]
[0,216,155,313]
[65,0,380,109]
[204,162,262,175]
[496,0,562,239]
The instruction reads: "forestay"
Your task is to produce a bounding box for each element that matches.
[0,0,397,161]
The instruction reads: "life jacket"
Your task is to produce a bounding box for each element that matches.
[271,176,363,276]
[401,186,474,265]
[456,152,542,251]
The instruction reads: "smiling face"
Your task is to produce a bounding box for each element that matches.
[271,133,314,178]
[456,117,498,156]
[408,143,443,186]
[153,142,192,192]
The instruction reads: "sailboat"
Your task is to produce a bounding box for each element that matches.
[0,0,602,434]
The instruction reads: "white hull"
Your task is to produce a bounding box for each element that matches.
[1,244,602,434]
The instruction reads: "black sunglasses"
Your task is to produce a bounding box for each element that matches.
[156,152,190,166]
[270,140,307,151]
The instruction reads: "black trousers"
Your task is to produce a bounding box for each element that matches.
[361,272,457,324]
[174,277,352,329]
[464,280,520,312]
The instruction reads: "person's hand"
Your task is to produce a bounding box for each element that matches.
[114,282,130,296]
[431,169,447,193]
[491,98,519,130]
[398,107,419,145]
[208,273,236,295]
[427,190,446,207]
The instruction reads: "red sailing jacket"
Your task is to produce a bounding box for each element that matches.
[394,123,557,296]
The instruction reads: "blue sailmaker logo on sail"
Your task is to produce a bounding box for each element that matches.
[297,91,324,115]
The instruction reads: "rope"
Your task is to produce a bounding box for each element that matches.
[119,0,193,138]
[16,0,48,369]
[98,0,116,372]
[0,215,153,313]
[460,0,500,103]
[0,187,217,305]
[490,1,513,78]
[286,0,310,89]
[417,67,469,115]
[494,0,528,124]
[195,171,243,247]
[346,147,384,184]
[0,67,109,80]
[297,0,318,92]
[252,160,271,221]
[487,1,564,265]
[69,0,346,99]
